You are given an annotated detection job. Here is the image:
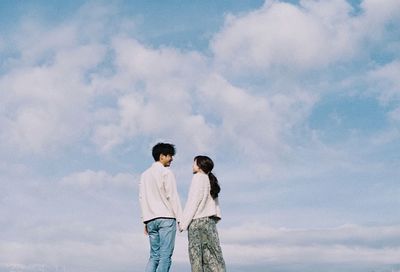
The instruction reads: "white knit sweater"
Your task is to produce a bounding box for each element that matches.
[139,162,182,223]
[180,172,221,230]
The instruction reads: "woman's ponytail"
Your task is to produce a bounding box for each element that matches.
[208,172,220,199]
[194,155,221,199]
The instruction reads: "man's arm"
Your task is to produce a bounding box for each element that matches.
[138,176,144,221]
[164,170,183,223]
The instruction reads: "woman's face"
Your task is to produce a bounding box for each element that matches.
[192,159,201,174]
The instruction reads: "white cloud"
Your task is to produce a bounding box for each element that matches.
[360,0,400,34]
[200,74,281,153]
[196,73,316,174]
[1,1,400,271]
[367,60,400,138]
[222,223,400,246]
[88,36,316,172]
[91,37,216,153]
[4,0,397,161]
[111,38,206,86]
[0,26,106,153]
[220,223,400,265]
[0,2,135,156]
[223,243,400,265]
[390,108,400,122]
[211,0,358,75]
[61,170,137,188]
[211,0,400,77]
[370,128,400,146]
[0,230,148,271]
[369,60,400,103]
[2,222,399,271]
[1,10,212,156]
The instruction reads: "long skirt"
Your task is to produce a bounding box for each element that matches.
[188,217,226,272]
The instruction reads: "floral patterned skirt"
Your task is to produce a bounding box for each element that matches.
[188,217,226,272]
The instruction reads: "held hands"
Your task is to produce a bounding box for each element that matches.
[178,222,184,232]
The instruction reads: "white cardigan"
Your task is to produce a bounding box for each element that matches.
[180,172,221,230]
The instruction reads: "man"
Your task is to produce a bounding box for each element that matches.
[139,142,182,272]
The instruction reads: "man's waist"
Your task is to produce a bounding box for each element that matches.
[144,217,176,224]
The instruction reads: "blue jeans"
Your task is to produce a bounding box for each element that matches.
[145,218,177,272]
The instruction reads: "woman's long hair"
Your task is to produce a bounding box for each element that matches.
[194,155,220,199]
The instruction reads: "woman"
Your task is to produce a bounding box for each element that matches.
[180,155,226,272]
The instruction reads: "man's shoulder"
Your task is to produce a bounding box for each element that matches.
[141,165,153,174]
[143,162,174,177]
[161,166,174,177]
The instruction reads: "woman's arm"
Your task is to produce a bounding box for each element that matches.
[180,174,204,230]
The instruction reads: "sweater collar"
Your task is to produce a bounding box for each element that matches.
[153,161,165,168]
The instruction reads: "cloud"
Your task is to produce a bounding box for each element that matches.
[0,230,148,272]
[211,0,358,75]
[2,222,399,271]
[1,2,400,271]
[368,60,400,130]
[223,223,400,247]
[3,0,397,161]
[360,0,400,34]
[0,2,135,156]
[0,27,106,154]
[90,37,218,153]
[220,223,400,265]
[60,170,137,188]
[196,73,316,166]
[211,0,400,77]
[369,60,400,103]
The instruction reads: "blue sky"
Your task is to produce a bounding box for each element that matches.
[0,0,400,271]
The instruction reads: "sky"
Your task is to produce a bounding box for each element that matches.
[0,0,400,271]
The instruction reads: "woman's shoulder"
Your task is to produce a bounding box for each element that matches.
[193,172,208,177]
[192,172,209,182]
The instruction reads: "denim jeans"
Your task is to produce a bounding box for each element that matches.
[145,218,177,272]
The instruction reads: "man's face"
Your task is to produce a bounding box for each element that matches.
[160,154,173,167]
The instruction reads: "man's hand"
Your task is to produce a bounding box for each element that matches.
[144,225,148,235]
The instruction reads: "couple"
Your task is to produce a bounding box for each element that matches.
[139,142,226,272]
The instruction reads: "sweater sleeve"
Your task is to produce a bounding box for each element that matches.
[138,174,145,222]
[164,170,183,223]
[181,174,204,230]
